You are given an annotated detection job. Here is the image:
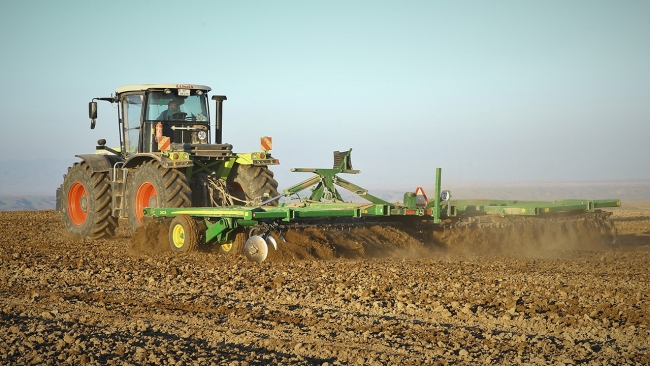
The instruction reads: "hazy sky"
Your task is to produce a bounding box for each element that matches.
[1,0,648,190]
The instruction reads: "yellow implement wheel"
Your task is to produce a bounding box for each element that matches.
[169,215,199,252]
[218,231,246,255]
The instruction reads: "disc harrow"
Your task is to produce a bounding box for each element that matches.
[141,149,621,262]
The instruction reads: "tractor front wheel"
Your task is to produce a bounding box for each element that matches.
[125,160,192,231]
[60,162,117,239]
[227,165,280,206]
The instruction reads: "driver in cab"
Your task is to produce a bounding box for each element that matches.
[158,100,180,120]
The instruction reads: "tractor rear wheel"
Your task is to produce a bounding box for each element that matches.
[126,160,192,231]
[60,162,117,239]
[227,165,279,206]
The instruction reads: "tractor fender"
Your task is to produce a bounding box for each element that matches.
[123,154,162,169]
[123,153,194,169]
[75,154,122,173]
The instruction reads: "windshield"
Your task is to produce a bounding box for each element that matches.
[145,90,209,122]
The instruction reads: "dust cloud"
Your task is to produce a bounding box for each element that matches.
[129,220,170,254]
[264,213,616,262]
[128,213,617,261]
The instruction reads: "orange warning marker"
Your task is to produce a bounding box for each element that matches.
[260,136,272,151]
[158,136,170,151]
[415,187,428,207]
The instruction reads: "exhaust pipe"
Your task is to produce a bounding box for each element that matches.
[211,95,227,144]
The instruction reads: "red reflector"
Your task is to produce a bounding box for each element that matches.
[406,210,415,215]
[173,153,179,159]
[259,152,266,159]
[426,209,432,215]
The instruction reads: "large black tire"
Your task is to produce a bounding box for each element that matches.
[227,165,279,206]
[125,160,192,231]
[60,162,117,239]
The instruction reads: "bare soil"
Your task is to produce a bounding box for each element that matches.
[1,209,648,365]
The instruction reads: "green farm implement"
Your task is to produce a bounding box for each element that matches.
[142,149,620,262]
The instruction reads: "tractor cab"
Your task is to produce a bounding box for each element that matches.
[116,84,212,155]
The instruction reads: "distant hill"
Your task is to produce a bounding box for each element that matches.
[366,180,650,203]
[0,195,57,211]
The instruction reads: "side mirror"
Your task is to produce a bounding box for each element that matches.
[89,101,97,129]
[89,101,97,119]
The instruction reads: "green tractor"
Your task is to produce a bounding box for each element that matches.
[56,84,279,243]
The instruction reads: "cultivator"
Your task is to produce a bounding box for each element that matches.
[143,150,620,262]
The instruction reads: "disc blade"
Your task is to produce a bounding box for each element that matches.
[266,235,277,250]
[244,236,268,263]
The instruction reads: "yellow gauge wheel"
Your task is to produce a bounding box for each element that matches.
[172,223,185,249]
[219,231,246,255]
[220,242,233,253]
[168,215,199,252]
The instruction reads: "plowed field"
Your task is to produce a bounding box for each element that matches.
[1,209,649,365]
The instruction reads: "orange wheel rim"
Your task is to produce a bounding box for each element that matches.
[135,182,157,224]
[67,182,88,226]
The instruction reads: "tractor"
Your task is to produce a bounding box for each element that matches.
[56,84,279,246]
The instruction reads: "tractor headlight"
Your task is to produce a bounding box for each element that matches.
[198,131,207,141]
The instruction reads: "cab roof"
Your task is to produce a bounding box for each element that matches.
[115,84,211,94]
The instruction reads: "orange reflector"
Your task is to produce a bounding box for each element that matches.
[260,136,272,151]
[158,136,170,151]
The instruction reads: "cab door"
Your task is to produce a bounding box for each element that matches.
[121,93,144,155]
